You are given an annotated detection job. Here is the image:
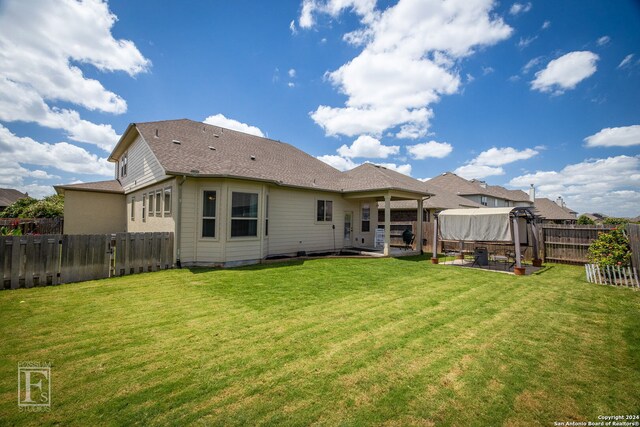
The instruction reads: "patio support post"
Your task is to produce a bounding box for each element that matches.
[416,198,423,254]
[530,220,540,261]
[432,214,439,262]
[384,194,391,256]
[512,216,522,268]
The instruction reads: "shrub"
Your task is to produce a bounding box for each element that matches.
[577,215,595,225]
[587,227,631,268]
[0,194,63,218]
[603,217,629,226]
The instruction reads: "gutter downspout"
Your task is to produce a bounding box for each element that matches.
[176,175,187,268]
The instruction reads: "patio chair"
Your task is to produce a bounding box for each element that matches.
[402,229,415,250]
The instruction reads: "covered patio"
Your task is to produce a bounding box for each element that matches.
[431,207,542,275]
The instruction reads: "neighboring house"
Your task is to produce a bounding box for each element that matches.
[583,213,609,224]
[0,188,27,213]
[378,172,532,222]
[426,172,533,208]
[55,119,431,266]
[377,183,483,223]
[532,197,577,224]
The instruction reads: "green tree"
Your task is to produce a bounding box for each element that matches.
[603,217,629,226]
[587,227,632,268]
[577,214,595,225]
[0,194,63,218]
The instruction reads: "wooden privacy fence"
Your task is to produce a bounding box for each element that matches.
[627,223,640,270]
[585,263,639,288]
[0,217,64,235]
[539,224,617,264]
[0,232,174,290]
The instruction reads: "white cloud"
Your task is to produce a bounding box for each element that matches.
[454,164,504,179]
[406,140,453,159]
[482,66,495,75]
[303,0,513,138]
[618,53,635,69]
[522,56,543,74]
[509,155,640,217]
[517,35,537,49]
[289,20,298,34]
[374,162,412,176]
[584,125,640,148]
[288,68,297,78]
[0,0,149,151]
[288,82,296,88]
[531,51,599,94]
[203,114,265,137]
[454,146,538,179]
[316,154,359,171]
[473,147,538,166]
[337,135,399,158]
[0,124,112,181]
[541,20,551,30]
[596,36,610,46]
[509,2,532,15]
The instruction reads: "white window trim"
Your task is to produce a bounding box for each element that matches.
[199,187,220,241]
[155,190,162,216]
[130,196,135,221]
[163,187,172,217]
[315,198,333,223]
[227,188,260,241]
[142,194,146,222]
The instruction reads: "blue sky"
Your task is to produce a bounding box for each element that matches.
[0,0,639,216]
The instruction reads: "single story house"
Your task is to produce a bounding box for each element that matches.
[0,188,27,213]
[56,119,432,267]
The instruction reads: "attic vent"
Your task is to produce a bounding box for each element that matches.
[250,155,256,161]
[172,139,181,145]
[208,146,216,150]
[213,133,220,138]
[154,129,159,138]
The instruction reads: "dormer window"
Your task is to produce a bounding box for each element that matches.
[120,152,128,177]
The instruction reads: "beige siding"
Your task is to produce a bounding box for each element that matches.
[119,135,167,193]
[267,187,361,256]
[63,191,126,234]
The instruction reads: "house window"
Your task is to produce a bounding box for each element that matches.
[316,200,333,222]
[130,196,135,221]
[148,192,155,217]
[164,187,172,216]
[494,199,499,207]
[361,203,370,232]
[155,190,162,216]
[265,194,269,237]
[202,191,216,238]
[142,194,146,222]
[481,196,488,206]
[120,152,128,177]
[231,192,258,237]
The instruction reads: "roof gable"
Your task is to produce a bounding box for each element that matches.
[0,188,28,206]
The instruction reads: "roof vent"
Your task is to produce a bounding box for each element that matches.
[250,155,256,161]
[172,139,181,145]
[154,129,159,138]
[190,169,199,174]
[213,133,220,138]
[208,146,216,150]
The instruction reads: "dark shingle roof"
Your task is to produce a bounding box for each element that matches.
[533,198,577,221]
[378,183,483,211]
[55,180,124,194]
[0,188,27,207]
[132,120,429,196]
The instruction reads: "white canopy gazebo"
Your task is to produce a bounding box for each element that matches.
[431,207,540,270]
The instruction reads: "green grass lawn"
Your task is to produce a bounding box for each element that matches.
[1,256,639,426]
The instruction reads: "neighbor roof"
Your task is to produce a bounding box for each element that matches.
[55,180,124,194]
[114,119,429,196]
[533,198,577,221]
[377,183,483,211]
[0,188,27,207]
[427,172,530,202]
